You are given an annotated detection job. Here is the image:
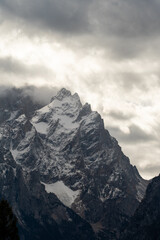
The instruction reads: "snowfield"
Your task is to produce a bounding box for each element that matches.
[41,181,80,207]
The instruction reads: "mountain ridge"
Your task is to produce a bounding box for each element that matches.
[0,87,148,239]
[121,174,160,240]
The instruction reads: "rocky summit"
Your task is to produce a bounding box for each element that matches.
[0,87,148,239]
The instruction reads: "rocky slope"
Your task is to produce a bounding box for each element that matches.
[121,175,160,240]
[0,87,148,239]
[0,146,96,240]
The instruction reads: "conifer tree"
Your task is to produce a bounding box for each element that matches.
[0,199,20,240]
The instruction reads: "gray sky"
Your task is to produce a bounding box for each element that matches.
[0,0,160,179]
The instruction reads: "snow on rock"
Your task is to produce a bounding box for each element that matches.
[31,121,49,134]
[0,132,2,140]
[41,181,80,207]
[10,147,29,160]
[10,148,19,159]
[8,111,18,121]
[31,90,81,135]
[15,114,26,123]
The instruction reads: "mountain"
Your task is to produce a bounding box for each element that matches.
[0,87,148,239]
[0,146,96,240]
[121,174,160,240]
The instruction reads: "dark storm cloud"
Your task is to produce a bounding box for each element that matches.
[0,56,53,78]
[91,0,160,57]
[1,0,160,57]
[108,124,156,144]
[108,110,134,121]
[101,0,160,37]
[0,0,92,34]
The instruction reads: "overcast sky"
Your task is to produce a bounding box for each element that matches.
[0,0,160,179]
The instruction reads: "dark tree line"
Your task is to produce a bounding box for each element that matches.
[0,199,20,240]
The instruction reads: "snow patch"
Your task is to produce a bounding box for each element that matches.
[10,148,19,159]
[41,181,80,207]
[10,148,28,160]
[16,114,26,123]
[59,115,79,129]
[8,111,18,121]
[32,121,48,134]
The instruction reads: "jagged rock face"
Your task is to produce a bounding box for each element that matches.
[0,88,148,239]
[121,175,160,240]
[0,147,96,240]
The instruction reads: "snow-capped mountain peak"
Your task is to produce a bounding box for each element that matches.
[31,89,83,137]
[0,87,148,240]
